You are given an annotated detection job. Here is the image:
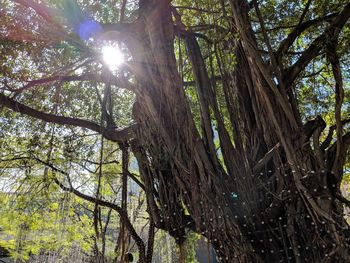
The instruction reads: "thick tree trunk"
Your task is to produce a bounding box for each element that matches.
[125,0,350,262]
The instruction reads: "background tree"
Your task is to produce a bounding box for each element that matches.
[0,122,153,262]
[1,0,350,262]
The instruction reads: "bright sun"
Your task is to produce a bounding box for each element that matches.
[101,45,124,70]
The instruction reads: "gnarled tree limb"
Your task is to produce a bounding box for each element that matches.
[283,3,350,87]
[0,93,136,143]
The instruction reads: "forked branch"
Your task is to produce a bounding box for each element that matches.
[283,3,350,87]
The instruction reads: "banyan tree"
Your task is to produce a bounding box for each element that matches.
[1,0,350,262]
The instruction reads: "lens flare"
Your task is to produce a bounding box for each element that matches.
[101,45,124,70]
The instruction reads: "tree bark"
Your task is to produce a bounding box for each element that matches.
[125,0,350,262]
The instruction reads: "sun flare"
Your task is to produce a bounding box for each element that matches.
[101,45,124,70]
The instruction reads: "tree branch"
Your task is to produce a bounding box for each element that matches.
[297,0,312,26]
[33,157,147,261]
[252,143,280,174]
[120,0,128,23]
[125,171,146,191]
[283,3,350,86]
[12,74,98,94]
[13,0,58,24]
[276,13,339,63]
[326,131,350,182]
[9,72,135,94]
[173,5,220,14]
[0,93,136,143]
[327,47,345,173]
[321,119,350,151]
